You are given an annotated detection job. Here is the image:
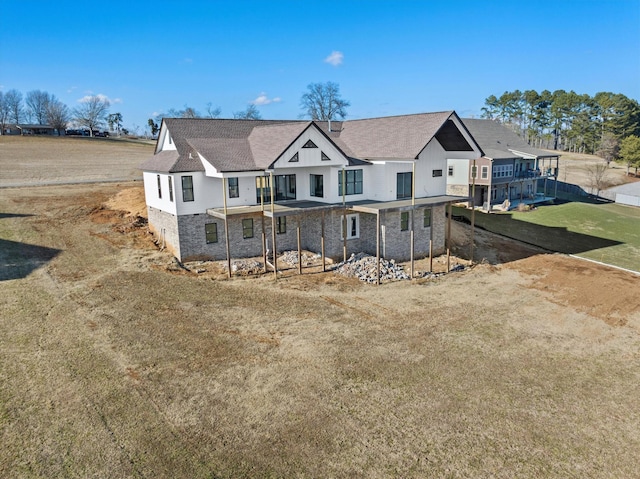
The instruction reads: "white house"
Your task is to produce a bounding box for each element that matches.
[140,112,483,265]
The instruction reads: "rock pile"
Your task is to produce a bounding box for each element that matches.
[333,253,410,282]
[280,250,322,266]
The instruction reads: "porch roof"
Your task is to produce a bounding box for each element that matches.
[207,194,468,219]
[349,195,468,214]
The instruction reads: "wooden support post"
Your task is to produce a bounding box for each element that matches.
[297,215,302,275]
[470,159,476,266]
[410,210,414,279]
[222,177,232,278]
[447,202,452,273]
[321,210,326,272]
[270,172,277,280]
[342,168,347,262]
[260,177,267,273]
[429,207,434,272]
[376,211,380,286]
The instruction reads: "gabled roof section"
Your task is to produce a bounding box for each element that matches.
[248,122,311,169]
[461,118,558,159]
[328,112,455,160]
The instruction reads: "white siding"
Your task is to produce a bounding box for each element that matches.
[271,127,348,169]
[143,172,178,215]
[447,159,470,186]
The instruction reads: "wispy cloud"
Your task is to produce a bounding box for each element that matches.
[67,86,77,93]
[77,93,119,104]
[251,93,282,106]
[324,50,344,66]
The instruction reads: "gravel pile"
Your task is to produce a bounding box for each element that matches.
[333,253,410,282]
[221,259,264,275]
[280,250,322,266]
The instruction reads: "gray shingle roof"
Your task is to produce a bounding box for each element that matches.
[141,112,473,173]
[334,112,455,159]
[461,118,558,159]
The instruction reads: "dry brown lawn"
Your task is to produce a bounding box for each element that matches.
[1,138,639,478]
[0,135,153,187]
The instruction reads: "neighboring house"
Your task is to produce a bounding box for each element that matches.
[140,112,483,263]
[447,119,560,210]
[3,124,57,135]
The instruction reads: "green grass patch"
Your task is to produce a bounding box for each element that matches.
[454,202,640,272]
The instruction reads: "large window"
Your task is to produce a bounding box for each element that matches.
[228,177,239,198]
[423,209,431,227]
[338,169,363,196]
[168,177,174,202]
[397,172,412,199]
[493,164,514,178]
[205,223,218,243]
[157,175,162,199]
[256,174,296,202]
[310,174,324,197]
[274,174,296,201]
[182,176,194,202]
[242,218,254,239]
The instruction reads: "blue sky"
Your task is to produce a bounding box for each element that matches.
[1,0,639,134]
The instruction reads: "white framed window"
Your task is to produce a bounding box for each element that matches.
[340,213,359,240]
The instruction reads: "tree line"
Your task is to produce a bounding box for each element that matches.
[481,90,640,159]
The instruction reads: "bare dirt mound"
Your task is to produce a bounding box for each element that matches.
[104,185,148,218]
[507,254,640,326]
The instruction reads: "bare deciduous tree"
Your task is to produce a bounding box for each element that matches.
[73,95,110,136]
[233,104,262,120]
[46,98,71,135]
[586,161,610,197]
[0,92,10,134]
[4,89,24,123]
[205,102,221,118]
[25,90,52,124]
[300,82,350,121]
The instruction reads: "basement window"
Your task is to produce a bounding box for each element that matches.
[205,223,218,243]
[424,209,431,227]
[242,218,254,239]
[400,212,409,231]
[276,216,286,234]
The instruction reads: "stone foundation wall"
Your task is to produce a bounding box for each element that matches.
[149,204,448,263]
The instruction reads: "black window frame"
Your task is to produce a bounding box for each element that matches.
[400,211,409,231]
[205,223,218,243]
[432,169,443,177]
[228,177,239,198]
[181,175,194,202]
[302,139,317,148]
[310,174,324,198]
[242,218,254,239]
[276,216,286,234]
[397,172,413,199]
[168,176,174,202]
[338,169,363,196]
[157,174,162,199]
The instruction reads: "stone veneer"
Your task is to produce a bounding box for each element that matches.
[148,205,447,263]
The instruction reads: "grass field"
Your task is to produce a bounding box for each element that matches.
[454,201,640,273]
